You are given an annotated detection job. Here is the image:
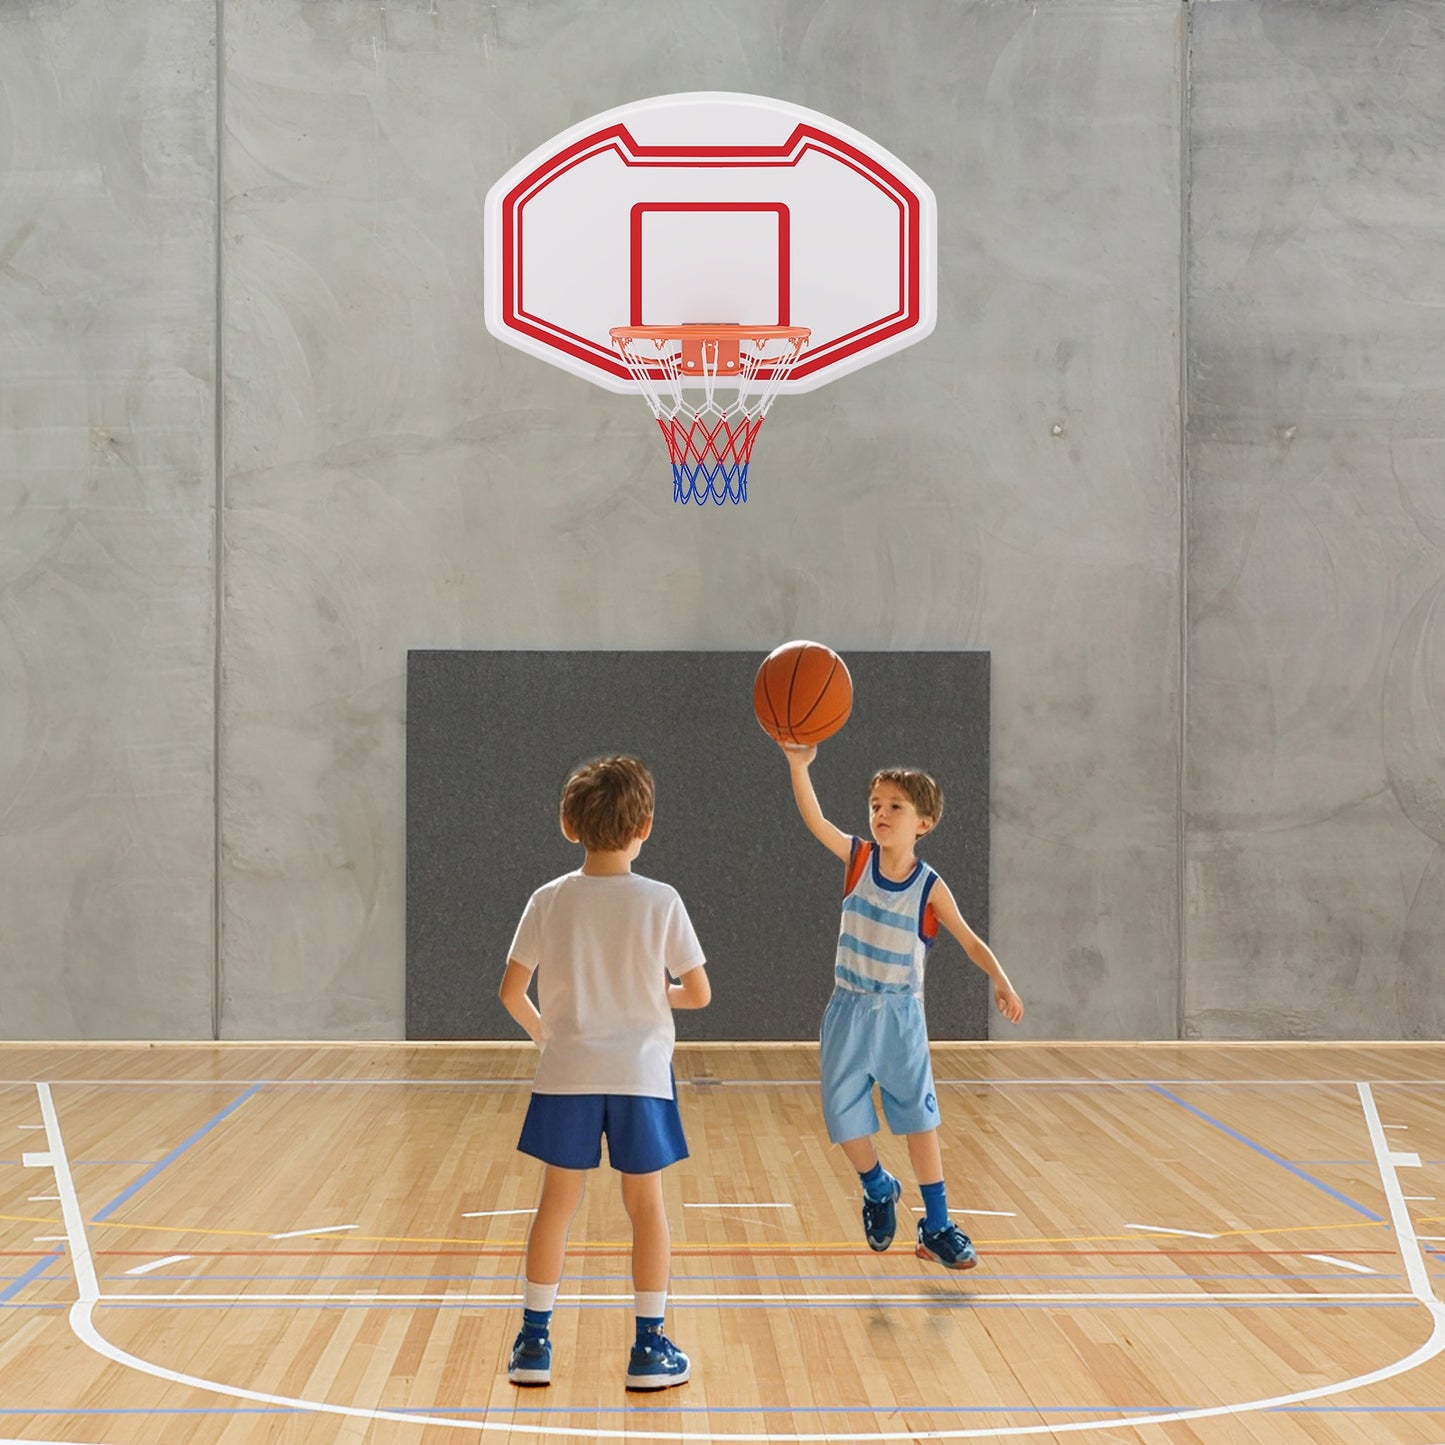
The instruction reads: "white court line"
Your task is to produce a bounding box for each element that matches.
[268,1224,357,1239]
[1358,1084,1434,1302]
[28,1195,60,1202]
[1124,1223,1218,1239]
[35,1085,95,1299]
[686,1212,785,1231]
[115,1288,1405,1305]
[1304,1255,1378,1276]
[124,1255,192,1277]
[38,1077,1445,1442]
[0,1437,114,1444]
[683,1202,794,1209]
[461,1208,534,1218]
[910,1207,1018,1217]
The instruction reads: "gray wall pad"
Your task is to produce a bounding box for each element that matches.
[407,651,989,1041]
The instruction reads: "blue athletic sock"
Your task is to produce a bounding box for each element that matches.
[860,1161,895,1202]
[636,1313,665,1341]
[920,1180,949,1233]
[521,1307,551,1340]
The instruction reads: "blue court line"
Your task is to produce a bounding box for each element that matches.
[1149,1084,1385,1220]
[78,1159,172,1166]
[90,1083,264,1223]
[10,1074,1445,1085]
[0,1250,62,1303]
[93,1299,1419,1311]
[7,1075,1445,1089]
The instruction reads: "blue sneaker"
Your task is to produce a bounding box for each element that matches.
[861,1173,902,1251]
[916,1219,978,1270]
[507,1329,551,1385]
[625,1327,690,1390]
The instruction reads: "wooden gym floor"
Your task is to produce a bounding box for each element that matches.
[4,1042,1445,1444]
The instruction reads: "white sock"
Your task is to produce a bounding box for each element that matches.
[634,1289,667,1324]
[524,1280,560,1313]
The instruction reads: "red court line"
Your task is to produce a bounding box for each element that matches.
[55,1246,1416,1261]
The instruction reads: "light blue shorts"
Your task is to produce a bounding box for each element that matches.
[819,987,940,1143]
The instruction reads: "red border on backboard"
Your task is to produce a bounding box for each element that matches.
[629,203,791,329]
[498,123,920,386]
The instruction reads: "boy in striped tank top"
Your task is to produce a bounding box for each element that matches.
[781,744,1024,1268]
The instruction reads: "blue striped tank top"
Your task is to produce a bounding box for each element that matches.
[833,837,940,997]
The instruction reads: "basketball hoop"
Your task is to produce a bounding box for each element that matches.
[609,325,810,504]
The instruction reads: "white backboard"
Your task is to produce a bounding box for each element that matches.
[484,92,937,394]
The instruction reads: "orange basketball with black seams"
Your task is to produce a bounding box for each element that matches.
[753,640,853,747]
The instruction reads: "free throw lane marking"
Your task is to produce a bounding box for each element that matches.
[683,1202,795,1209]
[35,1084,96,1300]
[123,1256,193,1277]
[36,1079,1445,1441]
[1304,1254,1378,1275]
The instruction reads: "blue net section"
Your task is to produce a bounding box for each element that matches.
[673,459,749,505]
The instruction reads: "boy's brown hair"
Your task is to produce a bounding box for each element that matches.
[869,767,944,825]
[561,756,655,852]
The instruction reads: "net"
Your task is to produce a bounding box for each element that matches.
[609,325,810,504]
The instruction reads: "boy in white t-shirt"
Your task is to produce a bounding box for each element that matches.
[498,755,710,1392]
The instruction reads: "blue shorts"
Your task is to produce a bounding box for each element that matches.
[819,987,940,1143]
[517,1085,688,1174]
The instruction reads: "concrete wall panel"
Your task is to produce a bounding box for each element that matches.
[1186,0,1445,1037]
[16,2,1439,1044]
[0,3,216,1036]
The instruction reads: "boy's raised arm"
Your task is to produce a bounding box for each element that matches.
[781,743,852,862]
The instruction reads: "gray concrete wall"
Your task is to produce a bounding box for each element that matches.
[1186,0,1445,1038]
[0,2,217,1037]
[1,0,1438,1041]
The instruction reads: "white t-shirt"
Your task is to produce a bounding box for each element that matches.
[507,870,706,1098]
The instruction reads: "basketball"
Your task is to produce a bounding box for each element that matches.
[752,640,854,747]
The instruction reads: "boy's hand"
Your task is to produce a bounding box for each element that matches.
[780,741,817,766]
[995,981,1024,1024]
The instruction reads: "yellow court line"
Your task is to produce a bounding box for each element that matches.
[5,1211,1426,1253]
